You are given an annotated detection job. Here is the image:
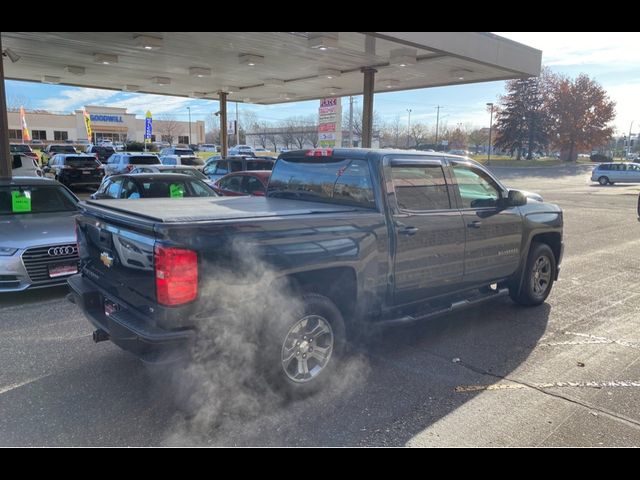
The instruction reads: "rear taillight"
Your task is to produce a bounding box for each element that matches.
[155,245,198,306]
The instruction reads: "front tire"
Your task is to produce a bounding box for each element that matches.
[263,293,346,396]
[598,176,609,186]
[510,242,556,306]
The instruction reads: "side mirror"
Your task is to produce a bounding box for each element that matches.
[507,189,527,207]
[42,165,51,173]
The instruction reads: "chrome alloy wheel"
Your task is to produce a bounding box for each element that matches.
[531,255,552,296]
[281,315,334,383]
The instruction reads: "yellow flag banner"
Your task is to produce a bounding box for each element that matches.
[83,109,92,142]
[20,107,31,142]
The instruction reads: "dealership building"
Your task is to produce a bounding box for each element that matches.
[7,105,205,144]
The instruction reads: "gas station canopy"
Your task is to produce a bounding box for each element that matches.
[1,32,541,104]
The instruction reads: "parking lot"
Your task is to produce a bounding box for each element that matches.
[2,163,640,446]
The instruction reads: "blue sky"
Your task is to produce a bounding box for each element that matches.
[5,32,640,135]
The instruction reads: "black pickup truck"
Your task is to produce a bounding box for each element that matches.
[68,148,563,392]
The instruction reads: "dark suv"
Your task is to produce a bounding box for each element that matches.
[42,154,104,188]
[41,144,78,164]
[85,145,116,162]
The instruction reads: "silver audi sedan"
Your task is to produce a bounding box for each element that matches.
[0,176,80,292]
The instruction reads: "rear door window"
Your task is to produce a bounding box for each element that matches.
[390,162,451,211]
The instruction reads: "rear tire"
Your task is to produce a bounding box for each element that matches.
[261,293,346,398]
[510,242,556,306]
[598,176,609,186]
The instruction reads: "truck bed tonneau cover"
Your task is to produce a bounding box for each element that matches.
[82,196,367,223]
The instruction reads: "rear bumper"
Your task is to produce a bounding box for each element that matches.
[67,274,195,362]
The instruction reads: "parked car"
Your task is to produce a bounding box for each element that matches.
[129,165,216,188]
[159,146,195,157]
[69,148,563,393]
[228,145,255,156]
[91,173,218,200]
[159,154,206,170]
[103,152,162,176]
[42,154,104,188]
[10,143,39,162]
[591,162,640,185]
[11,154,43,177]
[85,144,116,162]
[590,153,612,163]
[213,170,270,196]
[447,149,472,156]
[41,144,78,164]
[203,156,275,181]
[0,176,80,292]
[199,144,219,152]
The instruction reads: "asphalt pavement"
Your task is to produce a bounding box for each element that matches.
[1,164,640,446]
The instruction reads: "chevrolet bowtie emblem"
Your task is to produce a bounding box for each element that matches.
[100,252,114,268]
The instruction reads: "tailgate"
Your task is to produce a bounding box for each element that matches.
[76,205,159,313]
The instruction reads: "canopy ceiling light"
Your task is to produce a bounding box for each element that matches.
[279,92,295,100]
[323,87,342,95]
[451,68,473,80]
[2,48,20,63]
[239,54,264,66]
[189,67,212,78]
[389,48,417,67]
[134,35,163,50]
[152,76,171,86]
[308,33,339,51]
[94,53,118,65]
[383,79,400,89]
[123,84,140,92]
[42,75,60,84]
[64,65,85,76]
[319,68,341,79]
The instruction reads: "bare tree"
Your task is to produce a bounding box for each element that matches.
[468,128,489,154]
[157,114,183,145]
[6,94,31,112]
[304,116,319,148]
[408,123,428,147]
[205,112,220,144]
[279,120,295,149]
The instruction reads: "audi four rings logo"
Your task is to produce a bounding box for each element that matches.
[48,246,78,257]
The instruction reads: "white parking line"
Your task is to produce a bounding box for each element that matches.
[0,375,50,395]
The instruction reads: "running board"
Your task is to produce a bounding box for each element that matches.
[378,287,509,328]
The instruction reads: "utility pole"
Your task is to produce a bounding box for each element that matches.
[187,106,192,145]
[435,105,441,150]
[348,96,354,147]
[235,101,240,147]
[406,109,412,147]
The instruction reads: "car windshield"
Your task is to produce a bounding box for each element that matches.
[246,160,274,171]
[180,156,205,166]
[11,145,31,153]
[51,145,77,153]
[135,178,217,198]
[166,168,207,179]
[127,155,161,165]
[66,157,101,168]
[0,185,78,215]
[173,149,194,156]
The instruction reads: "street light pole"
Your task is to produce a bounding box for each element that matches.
[406,109,412,147]
[187,106,192,145]
[627,120,634,158]
[486,102,494,166]
[236,101,240,147]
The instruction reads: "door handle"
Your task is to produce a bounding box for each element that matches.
[399,226,419,236]
[467,221,482,229]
